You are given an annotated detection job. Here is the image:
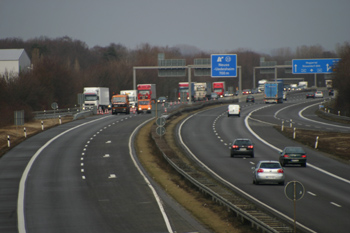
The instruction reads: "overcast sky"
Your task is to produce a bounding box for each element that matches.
[1,0,349,54]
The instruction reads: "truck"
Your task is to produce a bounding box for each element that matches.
[178,82,195,101]
[83,87,110,110]
[212,81,226,98]
[264,81,284,104]
[325,79,332,89]
[120,90,137,108]
[137,84,156,101]
[194,82,211,101]
[298,81,308,89]
[111,94,130,114]
[258,79,267,92]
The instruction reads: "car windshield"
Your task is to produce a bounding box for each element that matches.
[260,163,281,169]
[285,147,305,153]
[139,101,150,105]
[234,139,251,145]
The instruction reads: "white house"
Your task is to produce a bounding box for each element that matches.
[0,49,31,78]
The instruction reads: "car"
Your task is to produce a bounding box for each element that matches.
[210,92,218,99]
[279,146,307,167]
[306,92,315,98]
[242,89,250,95]
[283,91,287,101]
[252,160,285,185]
[246,95,255,103]
[314,91,324,98]
[227,104,240,117]
[157,96,167,103]
[230,138,254,157]
[328,89,334,96]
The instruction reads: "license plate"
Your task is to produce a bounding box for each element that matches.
[239,148,247,151]
[292,159,299,162]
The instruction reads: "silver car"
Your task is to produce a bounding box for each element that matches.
[252,161,285,185]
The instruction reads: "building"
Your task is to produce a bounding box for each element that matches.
[0,49,31,78]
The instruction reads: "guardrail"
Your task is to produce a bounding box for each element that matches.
[33,107,82,119]
[150,96,297,233]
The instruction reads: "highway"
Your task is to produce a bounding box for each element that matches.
[0,112,210,233]
[179,92,350,233]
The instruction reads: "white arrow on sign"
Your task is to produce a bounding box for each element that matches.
[294,64,297,72]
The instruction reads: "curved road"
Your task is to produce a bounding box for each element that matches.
[179,92,350,233]
[0,112,210,233]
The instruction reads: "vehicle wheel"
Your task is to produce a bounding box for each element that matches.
[253,179,256,184]
[302,163,307,167]
[230,153,234,158]
[251,153,254,158]
[227,114,230,117]
[238,114,240,117]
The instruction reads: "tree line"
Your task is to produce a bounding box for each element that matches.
[0,36,349,126]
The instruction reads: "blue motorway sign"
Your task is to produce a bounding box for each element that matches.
[292,58,340,74]
[211,54,237,77]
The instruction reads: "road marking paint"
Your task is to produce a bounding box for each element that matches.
[330,202,342,208]
[81,158,84,161]
[103,154,110,158]
[106,140,111,143]
[307,191,317,196]
[82,176,86,179]
[108,174,117,179]
[81,153,85,156]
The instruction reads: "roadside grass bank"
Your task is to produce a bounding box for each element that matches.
[0,116,73,158]
[135,110,256,233]
[273,126,350,164]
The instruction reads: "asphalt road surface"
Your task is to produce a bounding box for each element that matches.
[179,92,350,233]
[0,113,211,233]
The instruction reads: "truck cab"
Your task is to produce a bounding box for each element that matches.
[137,100,152,113]
[111,94,130,114]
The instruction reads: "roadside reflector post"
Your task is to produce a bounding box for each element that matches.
[7,135,10,147]
[338,111,340,116]
[24,128,27,138]
[59,115,62,124]
[290,119,293,128]
[41,121,44,131]
[293,127,296,139]
[281,120,284,131]
[315,136,319,149]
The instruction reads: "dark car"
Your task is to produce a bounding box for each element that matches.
[328,89,334,96]
[279,146,307,167]
[246,95,255,103]
[157,96,167,103]
[306,92,315,98]
[230,138,254,158]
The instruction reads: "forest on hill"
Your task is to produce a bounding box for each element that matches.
[0,36,349,126]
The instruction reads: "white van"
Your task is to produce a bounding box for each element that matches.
[228,104,240,117]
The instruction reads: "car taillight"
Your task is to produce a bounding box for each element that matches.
[248,145,253,149]
[302,155,307,158]
[283,154,289,158]
[257,169,264,173]
[278,169,284,173]
[232,145,239,149]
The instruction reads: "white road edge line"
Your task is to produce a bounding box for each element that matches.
[18,116,112,233]
[179,111,316,233]
[129,118,173,233]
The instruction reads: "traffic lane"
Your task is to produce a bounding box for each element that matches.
[248,115,350,181]
[83,117,169,233]
[299,103,350,132]
[24,115,136,233]
[181,105,350,233]
[0,115,113,233]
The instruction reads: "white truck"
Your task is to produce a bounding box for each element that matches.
[83,87,110,110]
[298,81,308,88]
[120,90,137,108]
[258,79,267,92]
[194,82,211,101]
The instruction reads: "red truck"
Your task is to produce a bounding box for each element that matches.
[137,84,156,101]
[212,81,226,98]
